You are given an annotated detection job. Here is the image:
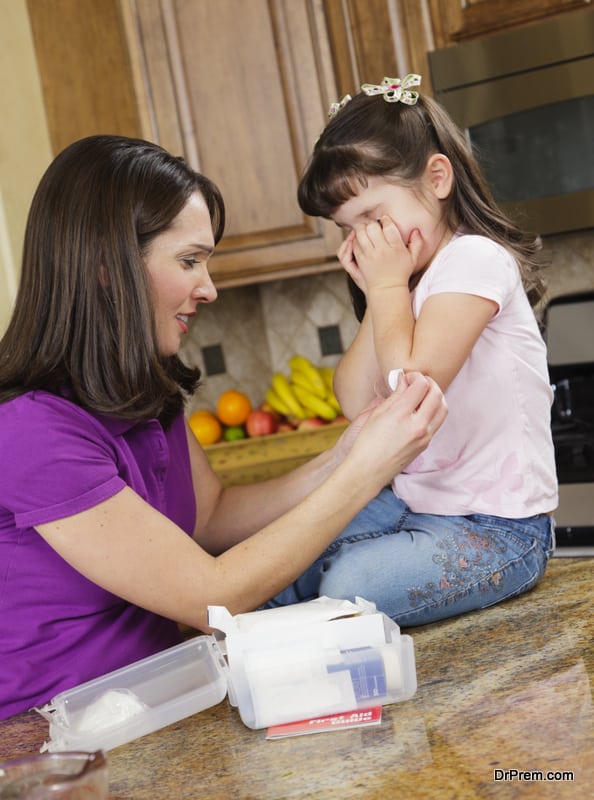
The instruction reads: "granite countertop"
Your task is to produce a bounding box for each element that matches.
[1,558,592,799]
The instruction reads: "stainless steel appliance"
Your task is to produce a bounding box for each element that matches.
[428,8,594,237]
[544,291,594,556]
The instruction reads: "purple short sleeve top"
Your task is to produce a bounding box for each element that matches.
[0,391,196,719]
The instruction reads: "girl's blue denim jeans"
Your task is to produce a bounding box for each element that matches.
[266,488,555,627]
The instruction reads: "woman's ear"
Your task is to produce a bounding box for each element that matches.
[426,153,453,200]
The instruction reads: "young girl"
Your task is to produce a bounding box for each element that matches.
[287,75,558,626]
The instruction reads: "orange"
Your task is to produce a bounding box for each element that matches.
[216,390,252,427]
[188,409,222,446]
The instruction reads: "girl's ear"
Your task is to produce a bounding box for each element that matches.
[426,153,453,200]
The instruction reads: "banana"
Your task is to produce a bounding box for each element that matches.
[290,368,325,398]
[291,369,342,413]
[292,384,337,421]
[326,393,342,413]
[293,397,320,418]
[272,373,307,419]
[265,387,291,417]
[288,355,327,399]
[317,366,342,413]
[318,366,335,393]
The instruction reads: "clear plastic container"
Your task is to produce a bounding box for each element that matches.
[222,611,417,729]
[38,636,228,753]
[39,598,417,750]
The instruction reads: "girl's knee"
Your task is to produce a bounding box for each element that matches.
[318,549,371,603]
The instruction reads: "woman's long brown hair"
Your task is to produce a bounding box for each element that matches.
[0,135,225,428]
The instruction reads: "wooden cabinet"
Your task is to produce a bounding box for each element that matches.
[26,0,142,153]
[425,0,592,46]
[323,0,436,100]
[29,0,584,289]
[28,0,348,289]
[25,0,442,289]
[25,0,438,288]
[123,0,345,287]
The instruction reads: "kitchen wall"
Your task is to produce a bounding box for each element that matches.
[544,230,594,298]
[181,268,358,414]
[2,1,594,408]
[181,228,594,413]
[0,0,52,334]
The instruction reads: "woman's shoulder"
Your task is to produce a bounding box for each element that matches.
[1,390,89,422]
[0,391,115,447]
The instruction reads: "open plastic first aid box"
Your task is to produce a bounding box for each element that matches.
[38,597,417,752]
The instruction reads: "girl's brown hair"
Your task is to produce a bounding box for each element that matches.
[0,135,225,427]
[298,91,545,320]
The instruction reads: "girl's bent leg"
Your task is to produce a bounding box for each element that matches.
[266,490,554,627]
[318,510,555,627]
[265,487,407,608]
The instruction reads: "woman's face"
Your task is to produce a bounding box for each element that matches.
[144,191,217,356]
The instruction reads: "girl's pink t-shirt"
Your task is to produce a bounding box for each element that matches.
[393,233,558,517]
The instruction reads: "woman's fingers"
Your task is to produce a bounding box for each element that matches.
[418,377,448,434]
[404,372,447,421]
[342,372,447,489]
[379,373,447,444]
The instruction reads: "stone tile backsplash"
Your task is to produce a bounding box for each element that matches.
[180,229,594,415]
[181,269,358,414]
[542,230,594,300]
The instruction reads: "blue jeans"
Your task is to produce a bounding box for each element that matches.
[267,488,555,627]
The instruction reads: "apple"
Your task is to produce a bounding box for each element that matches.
[259,401,281,421]
[277,421,296,433]
[297,417,326,431]
[330,415,349,425]
[246,409,278,437]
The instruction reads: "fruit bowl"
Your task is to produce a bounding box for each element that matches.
[204,422,348,487]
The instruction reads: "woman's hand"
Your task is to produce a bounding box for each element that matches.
[34,372,445,631]
[332,371,447,484]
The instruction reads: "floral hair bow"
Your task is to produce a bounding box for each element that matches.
[360,74,421,105]
[328,94,352,118]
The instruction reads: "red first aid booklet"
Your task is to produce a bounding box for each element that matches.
[266,706,382,739]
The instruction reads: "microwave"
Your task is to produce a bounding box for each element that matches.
[428,8,594,237]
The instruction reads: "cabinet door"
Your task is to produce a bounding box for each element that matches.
[428,0,590,44]
[126,0,343,287]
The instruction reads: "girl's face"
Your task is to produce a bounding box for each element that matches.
[331,162,452,273]
[144,191,217,357]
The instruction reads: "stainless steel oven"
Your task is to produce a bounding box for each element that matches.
[544,291,594,556]
[428,8,594,237]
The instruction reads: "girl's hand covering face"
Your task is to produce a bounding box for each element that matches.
[337,229,360,283]
[337,216,422,296]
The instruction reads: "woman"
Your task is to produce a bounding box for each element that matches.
[0,135,446,718]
